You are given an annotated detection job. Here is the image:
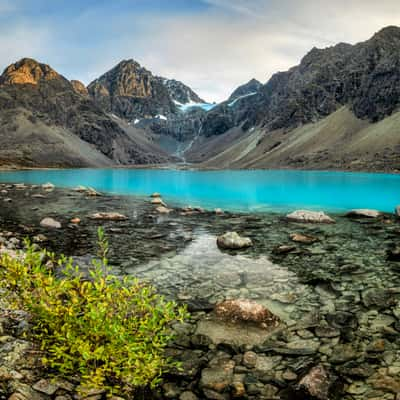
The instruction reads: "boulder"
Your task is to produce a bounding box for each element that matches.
[86,187,102,196]
[214,299,280,328]
[395,205,400,217]
[346,209,381,218]
[40,217,61,229]
[290,233,318,244]
[151,192,161,198]
[89,212,128,221]
[286,210,335,224]
[216,232,253,250]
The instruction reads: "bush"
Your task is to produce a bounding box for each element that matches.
[0,228,188,395]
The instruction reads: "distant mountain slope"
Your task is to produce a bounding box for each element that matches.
[0,58,171,167]
[193,107,400,172]
[190,26,400,171]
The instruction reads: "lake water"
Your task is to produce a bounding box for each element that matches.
[0,169,399,212]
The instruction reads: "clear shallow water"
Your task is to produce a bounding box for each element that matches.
[0,169,399,212]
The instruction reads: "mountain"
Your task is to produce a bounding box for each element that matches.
[227,78,262,101]
[163,79,205,105]
[186,26,400,171]
[0,58,172,168]
[87,59,207,122]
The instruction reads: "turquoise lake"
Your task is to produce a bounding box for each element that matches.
[0,169,399,213]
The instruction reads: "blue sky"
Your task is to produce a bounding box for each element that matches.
[0,0,399,101]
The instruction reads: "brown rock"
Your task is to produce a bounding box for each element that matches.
[89,212,128,221]
[70,217,81,224]
[71,80,89,96]
[214,299,280,328]
[286,210,335,224]
[290,233,318,244]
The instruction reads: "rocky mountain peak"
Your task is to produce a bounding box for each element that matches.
[228,78,262,101]
[0,58,61,86]
[372,25,400,41]
[89,59,154,98]
[71,80,89,96]
[163,79,205,105]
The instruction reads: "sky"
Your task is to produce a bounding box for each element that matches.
[0,0,399,102]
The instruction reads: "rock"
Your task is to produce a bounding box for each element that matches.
[214,208,224,215]
[362,288,399,308]
[4,198,12,202]
[272,244,296,255]
[367,373,400,394]
[31,194,46,198]
[89,212,128,221]
[156,206,172,214]
[216,232,253,250]
[40,217,61,229]
[329,344,357,364]
[242,351,258,368]
[70,217,81,224]
[151,197,166,205]
[231,380,246,398]
[86,187,102,196]
[200,358,235,393]
[33,234,48,243]
[180,392,198,400]
[395,205,400,217]
[214,299,280,328]
[41,182,55,190]
[286,210,335,224]
[151,192,161,198]
[32,379,59,395]
[290,233,318,244]
[346,209,381,218]
[295,365,338,400]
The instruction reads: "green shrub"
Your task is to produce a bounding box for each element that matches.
[0,228,188,395]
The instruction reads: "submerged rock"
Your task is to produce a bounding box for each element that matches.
[40,217,61,229]
[346,209,381,218]
[395,205,400,217]
[150,192,161,198]
[216,231,253,250]
[89,212,128,221]
[290,233,318,244]
[387,247,400,262]
[151,197,166,206]
[214,299,280,328]
[286,210,335,224]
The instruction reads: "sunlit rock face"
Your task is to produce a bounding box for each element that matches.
[0,58,60,85]
[70,80,89,97]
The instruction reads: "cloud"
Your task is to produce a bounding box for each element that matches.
[0,0,399,102]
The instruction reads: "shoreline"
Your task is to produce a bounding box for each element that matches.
[0,183,399,399]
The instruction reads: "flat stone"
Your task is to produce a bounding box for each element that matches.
[286,210,335,224]
[346,209,381,218]
[200,359,235,393]
[40,217,61,229]
[367,373,400,394]
[89,212,128,221]
[32,379,59,395]
[290,233,318,244]
[216,232,253,250]
[272,244,297,254]
[151,197,165,205]
[242,351,257,368]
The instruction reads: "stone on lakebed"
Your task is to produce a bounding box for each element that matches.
[395,205,400,217]
[346,209,381,218]
[286,210,335,224]
[89,212,128,221]
[217,231,253,250]
[40,217,61,229]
